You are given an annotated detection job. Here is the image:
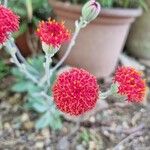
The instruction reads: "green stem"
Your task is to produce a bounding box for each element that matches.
[100,90,112,100]
[38,52,52,88]
[45,52,52,87]
[100,83,119,100]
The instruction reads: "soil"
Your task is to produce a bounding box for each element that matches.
[0,55,150,150]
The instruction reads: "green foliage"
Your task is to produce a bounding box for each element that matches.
[98,0,113,8]
[62,0,147,9]
[11,80,41,94]
[0,60,10,80]
[11,55,62,130]
[8,0,52,38]
[35,110,62,130]
[80,129,90,143]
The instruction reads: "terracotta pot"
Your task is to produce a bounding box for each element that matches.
[126,0,150,59]
[16,27,40,57]
[49,0,142,78]
[16,31,31,56]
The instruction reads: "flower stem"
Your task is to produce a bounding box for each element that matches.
[13,53,39,84]
[52,18,87,72]
[100,90,112,100]
[3,0,7,7]
[5,40,39,84]
[10,39,40,75]
[100,83,119,100]
[45,52,52,87]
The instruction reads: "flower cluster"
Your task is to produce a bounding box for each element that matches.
[0,5,19,44]
[114,67,146,103]
[36,19,71,48]
[1,2,147,128]
[52,68,99,116]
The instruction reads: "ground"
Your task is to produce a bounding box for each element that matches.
[0,55,150,150]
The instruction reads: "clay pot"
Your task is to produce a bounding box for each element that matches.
[49,0,142,78]
[126,0,150,59]
[15,31,31,56]
[15,27,40,57]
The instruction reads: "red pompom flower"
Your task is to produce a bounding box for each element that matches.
[52,68,99,116]
[114,67,146,103]
[36,19,71,48]
[0,5,19,44]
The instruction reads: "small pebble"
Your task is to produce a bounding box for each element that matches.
[133,139,138,144]
[4,122,11,130]
[15,130,20,137]
[122,121,129,129]
[41,128,50,138]
[35,141,44,149]
[57,137,70,150]
[21,113,29,122]
[62,126,68,134]
[109,134,116,141]
[111,123,117,129]
[89,141,96,149]
[76,144,85,150]
[46,147,51,150]
[89,116,95,123]
[139,136,144,142]
[9,94,21,105]
[45,138,51,147]
[117,145,124,150]
[23,121,34,130]
[103,130,109,136]
[145,136,149,140]
[82,141,87,147]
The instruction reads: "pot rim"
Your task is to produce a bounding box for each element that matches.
[49,0,142,18]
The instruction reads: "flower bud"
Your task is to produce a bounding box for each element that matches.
[82,0,101,23]
[42,42,60,57]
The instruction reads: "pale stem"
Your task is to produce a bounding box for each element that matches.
[100,83,119,100]
[38,74,47,87]
[52,18,86,72]
[13,53,39,84]
[3,0,7,7]
[100,90,112,100]
[39,44,60,87]
[33,92,53,107]
[39,52,52,88]
[9,39,40,75]
[5,40,39,84]
[45,52,52,87]
[13,55,39,84]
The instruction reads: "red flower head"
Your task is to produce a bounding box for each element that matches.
[0,5,19,44]
[36,19,71,48]
[52,68,99,116]
[114,67,146,103]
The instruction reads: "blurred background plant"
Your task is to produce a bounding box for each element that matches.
[8,0,52,38]
[61,0,147,9]
[8,0,52,56]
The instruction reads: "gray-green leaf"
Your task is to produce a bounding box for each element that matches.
[35,111,51,129]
